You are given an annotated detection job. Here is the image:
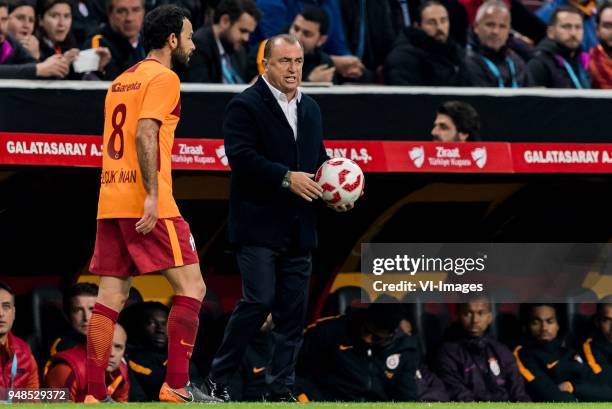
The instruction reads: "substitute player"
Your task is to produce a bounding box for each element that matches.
[85,5,216,403]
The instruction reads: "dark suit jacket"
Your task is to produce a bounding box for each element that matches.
[224,76,327,249]
[182,26,247,83]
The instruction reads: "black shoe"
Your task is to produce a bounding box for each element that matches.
[265,392,298,402]
[204,377,231,402]
[160,381,222,403]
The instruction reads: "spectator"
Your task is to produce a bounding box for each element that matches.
[251,5,335,83]
[387,0,470,46]
[384,1,466,86]
[514,304,611,401]
[296,304,419,401]
[183,0,259,83]
[528,6,590,88]
[45,323,130,402]
[44,282,98,373]
[7,0,39,59]
[0,0,71,78]
[337,0,395,83]
[588,2,612,89]
[71,0,105,45]
[122,302,203,401]
[35,0,110,78]
[253,0,365,82]
[0,281,39,391]
[435,297,530,402]
[536,0,597,51]
[580,297,612,388]
[431,100,480,142]
[465,0,531,87]
[87,0,146,80]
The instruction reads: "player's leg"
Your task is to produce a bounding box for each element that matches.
[86,275,131,400]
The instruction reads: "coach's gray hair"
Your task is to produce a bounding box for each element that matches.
[475,0,510,24]
[263,34,303,60]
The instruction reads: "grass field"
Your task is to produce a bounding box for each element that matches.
[11,403,612,409]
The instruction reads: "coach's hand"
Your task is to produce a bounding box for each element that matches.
[136,194,158,234]
[290,172,323,202]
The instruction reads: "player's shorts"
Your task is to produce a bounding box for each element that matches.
[89,216,199,277]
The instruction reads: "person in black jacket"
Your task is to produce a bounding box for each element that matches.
[528,6,590,88]
[205,34,353,402]
[465,0,531,87]
[384,0,466,86]
[436,297,531,402]
[338,0,395,83]
[581,298,612,389]
[183,0,259,83]
[86,0,145,80]
[296,304,419,401]
[514,304,611,402]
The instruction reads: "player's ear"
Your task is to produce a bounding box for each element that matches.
[168,32,179,49]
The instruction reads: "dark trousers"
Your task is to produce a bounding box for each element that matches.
[210,245,311,394]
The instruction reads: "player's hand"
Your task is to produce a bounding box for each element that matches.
[35,54,70,78]
[558,382,572,392]
[135,194,158,234]
[289,172,323,202]
[62,48,80,64]
[328,202,354,212]
[331,55,364,79]
[308,64,335,83]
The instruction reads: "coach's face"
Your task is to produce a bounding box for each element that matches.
[264,39,304,98]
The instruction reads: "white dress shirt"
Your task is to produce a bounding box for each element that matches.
[262,75,302,140]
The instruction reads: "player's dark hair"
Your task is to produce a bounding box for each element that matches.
[416,0,445,24]
[213,0,260,24]
[8,0,34,14]
[0,281,14,297]
[437,100,481,140]
[35,0,72,19]
[143,4,190,52]
[63,282,98,317]
[0,1,8,11]
[299,5,329,35]
[365,302,403,333]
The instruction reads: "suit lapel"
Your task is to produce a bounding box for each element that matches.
[255,77,295,138]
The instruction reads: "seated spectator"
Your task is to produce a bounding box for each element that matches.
[337,0,395,83]
[35,0,110,78]
[431,100,480,142]
[7,0,39,59]
[0,0,71,78]
[465,0,531,87]
[87,0,145,80]
[296,304,419,401]
[387,0,470,46]
[44,282,98,372]
[183,0,259,83]
[536,0,597,51]
[251,5,335,83]
[0,282,39,392]
[435,297,530,402]
[384,1,466,86]
[581,297,612,388]
[123,302,203,401]
[528,6,590,88]
[45,323,129,402]
[514,304,610,401]
[588,2,612,89]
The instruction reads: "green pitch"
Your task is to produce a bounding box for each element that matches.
[13,403,612,409]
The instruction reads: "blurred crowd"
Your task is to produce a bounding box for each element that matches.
[1,0,611,88]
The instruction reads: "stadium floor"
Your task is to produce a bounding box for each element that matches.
[14,403,612,408]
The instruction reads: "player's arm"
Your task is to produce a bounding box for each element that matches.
[135,118,160,235]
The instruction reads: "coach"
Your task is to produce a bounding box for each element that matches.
[206,34,352,402]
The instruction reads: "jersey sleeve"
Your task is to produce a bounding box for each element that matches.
[139,70,180,123]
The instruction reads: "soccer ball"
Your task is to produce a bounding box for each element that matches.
[315,158,365,205]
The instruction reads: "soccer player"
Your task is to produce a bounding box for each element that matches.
[85,5,216,403]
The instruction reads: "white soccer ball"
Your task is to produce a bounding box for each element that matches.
[315,158,365,206]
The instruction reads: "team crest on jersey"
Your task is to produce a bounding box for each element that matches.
[386,353,400,370]
[489,358,501,376]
